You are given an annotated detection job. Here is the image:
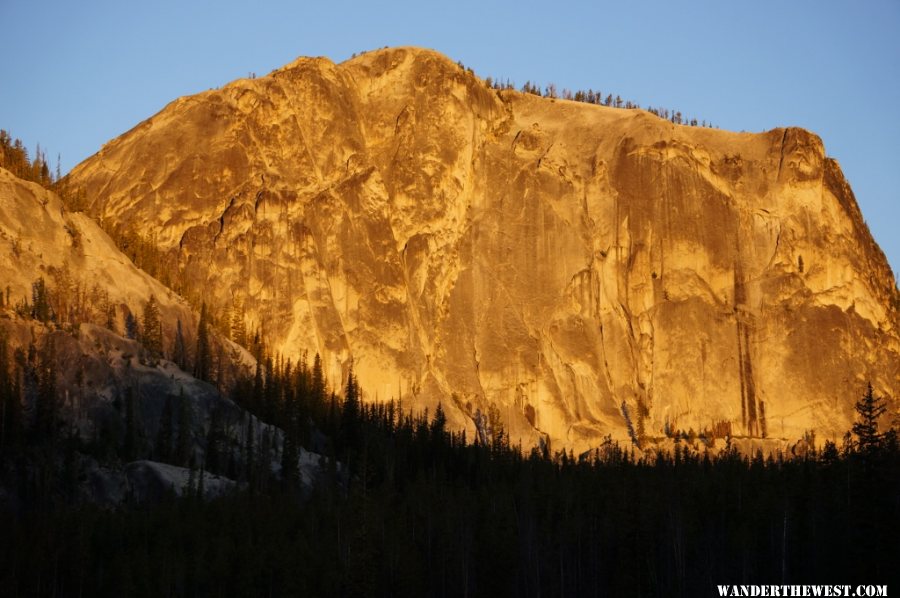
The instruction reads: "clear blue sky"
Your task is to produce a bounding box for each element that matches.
[2,0,898,275]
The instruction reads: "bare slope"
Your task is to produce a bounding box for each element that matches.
[68,47,899,451]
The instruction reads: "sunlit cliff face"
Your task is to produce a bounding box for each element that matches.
[68,47,899,453]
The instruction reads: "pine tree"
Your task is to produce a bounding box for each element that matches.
[431,402,447,440]
[281,431,299,491]
[215,344,225,393]
[251,361,264,415]
[105,304,117,333]
[141,295,162,356]
[263,354,277,421]
[31,278,53,323]
[244,415,255,485]
[125,311,139,340]
[176,387,192,467]
[124,386,137,461]
[231,303,247,347]
[257,425,273,492]
[0,333,23,455]
[206,406,222,474]
[35,340,57,442]
[156,393,174,463]
[173,319,188,371]
[853,383,887,455]
[821,439,840,463]
[311,352,326,417]
[194,303,211,382]
[340,363,361,456]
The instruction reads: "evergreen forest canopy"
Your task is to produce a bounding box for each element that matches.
[1,310,897,595]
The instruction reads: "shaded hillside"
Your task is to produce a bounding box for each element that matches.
[0,167,322,507]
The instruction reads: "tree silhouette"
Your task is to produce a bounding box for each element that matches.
[141,295,162,357]
[173,319,188,371]
[852,382,887,455]
[156,393,174,463]
[124,311,139,340]
[31,278,53,323]
[176,387,192,467]
[194,303,211,382]
[123,386,138,461]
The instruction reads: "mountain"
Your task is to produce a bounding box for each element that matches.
[0,166,328,505]
[0,167,195,336]
[67,47,899,453]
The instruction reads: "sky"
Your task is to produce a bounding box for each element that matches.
[2,0,898,274]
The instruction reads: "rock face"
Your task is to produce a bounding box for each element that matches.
[0,166,197,338]
[0,167,333,506]
[68,47,899,452]
[0,167,237,466]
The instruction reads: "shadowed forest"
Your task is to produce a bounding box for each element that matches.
[1,347,897,596]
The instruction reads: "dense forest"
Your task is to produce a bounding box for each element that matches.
[1,324,897,595]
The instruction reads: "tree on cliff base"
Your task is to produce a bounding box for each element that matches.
[194,303,211,382]
[853,382,887,455]
[141,295,162,357]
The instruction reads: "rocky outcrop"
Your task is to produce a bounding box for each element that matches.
[0,166,197,345]
[0,167,337,506]
[68,47,899,452]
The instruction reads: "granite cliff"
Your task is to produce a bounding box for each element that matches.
[0,168,327,504]
[68,47,899,452]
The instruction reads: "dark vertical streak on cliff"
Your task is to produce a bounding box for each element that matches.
[733,259,758,436]
[776,128,788,181]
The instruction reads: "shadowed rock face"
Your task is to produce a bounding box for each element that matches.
[69,47,899,452]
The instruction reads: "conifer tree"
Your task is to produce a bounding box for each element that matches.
[156,393,174,463]
[215,344,225,393]
[230,304,247,347]
[105,304,117,333]
[312,352,326,417]
[340,364,361,457]
[35,340,57,442]
[281,431,299,491]
[176,387,192,467]
[244,415,255,484]
[194,303,211,382]
[263,354,277,421]
[124,312,139,340]
[124,386,137,461]
[141,295,162,356]
[0,333,23,455]
[252,362,264,415]
[173,319,188,371]
[431,402,447,440]
[31,278,53,323]
[206,407,222,474]
[853,382,887,455]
